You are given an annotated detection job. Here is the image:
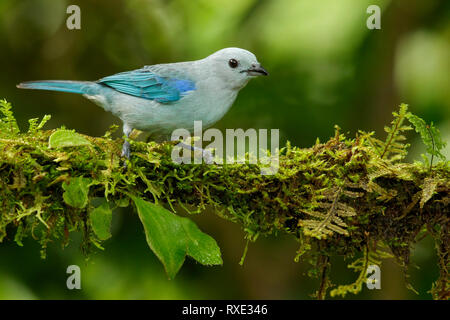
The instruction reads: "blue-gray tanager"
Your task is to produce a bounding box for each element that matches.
[17,48,268,160]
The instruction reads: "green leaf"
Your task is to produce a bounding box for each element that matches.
[49,129,91,149]
[90,199,112,240]
[180,218,223,266]
[133,197,222,279]
[62,177,91,208]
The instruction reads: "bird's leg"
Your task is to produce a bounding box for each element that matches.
[121,124,132,167]
[178,141,214,164]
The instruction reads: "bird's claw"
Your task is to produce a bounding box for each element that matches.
[202,149,214,164]
[121,140,131,168]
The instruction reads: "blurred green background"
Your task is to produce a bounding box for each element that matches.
[0,0,449,299]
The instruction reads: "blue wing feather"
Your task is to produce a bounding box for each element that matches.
[97,69,195,103]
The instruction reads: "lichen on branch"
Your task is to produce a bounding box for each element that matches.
[0,99,448,299]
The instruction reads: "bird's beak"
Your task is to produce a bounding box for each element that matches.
[242,64,269,76]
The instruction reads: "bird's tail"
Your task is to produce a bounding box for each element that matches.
[17,80,92,94]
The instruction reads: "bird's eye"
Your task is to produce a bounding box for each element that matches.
[228,59,238,69]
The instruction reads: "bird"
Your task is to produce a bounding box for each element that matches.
[17,47,268,163]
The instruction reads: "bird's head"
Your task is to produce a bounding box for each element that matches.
[204,47,268,90]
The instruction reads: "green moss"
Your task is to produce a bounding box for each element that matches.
[0,99,448,299]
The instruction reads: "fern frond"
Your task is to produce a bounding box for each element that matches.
[299,187,358,239]
[330,242,393,298]
[28,115,51,133]
[406,113,447,167]
[0,99,20,137]
[379,103,412,161]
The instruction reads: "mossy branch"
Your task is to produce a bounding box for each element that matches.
[0,100,448,299]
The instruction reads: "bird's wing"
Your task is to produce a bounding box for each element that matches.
[97,68,196,103]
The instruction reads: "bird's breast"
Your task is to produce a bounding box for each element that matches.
[186,78,239,128]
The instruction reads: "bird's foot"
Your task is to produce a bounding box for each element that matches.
[193,146,215,164]
[178,142,215,164]
[202,148,214,164]
[121,140,131,168]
